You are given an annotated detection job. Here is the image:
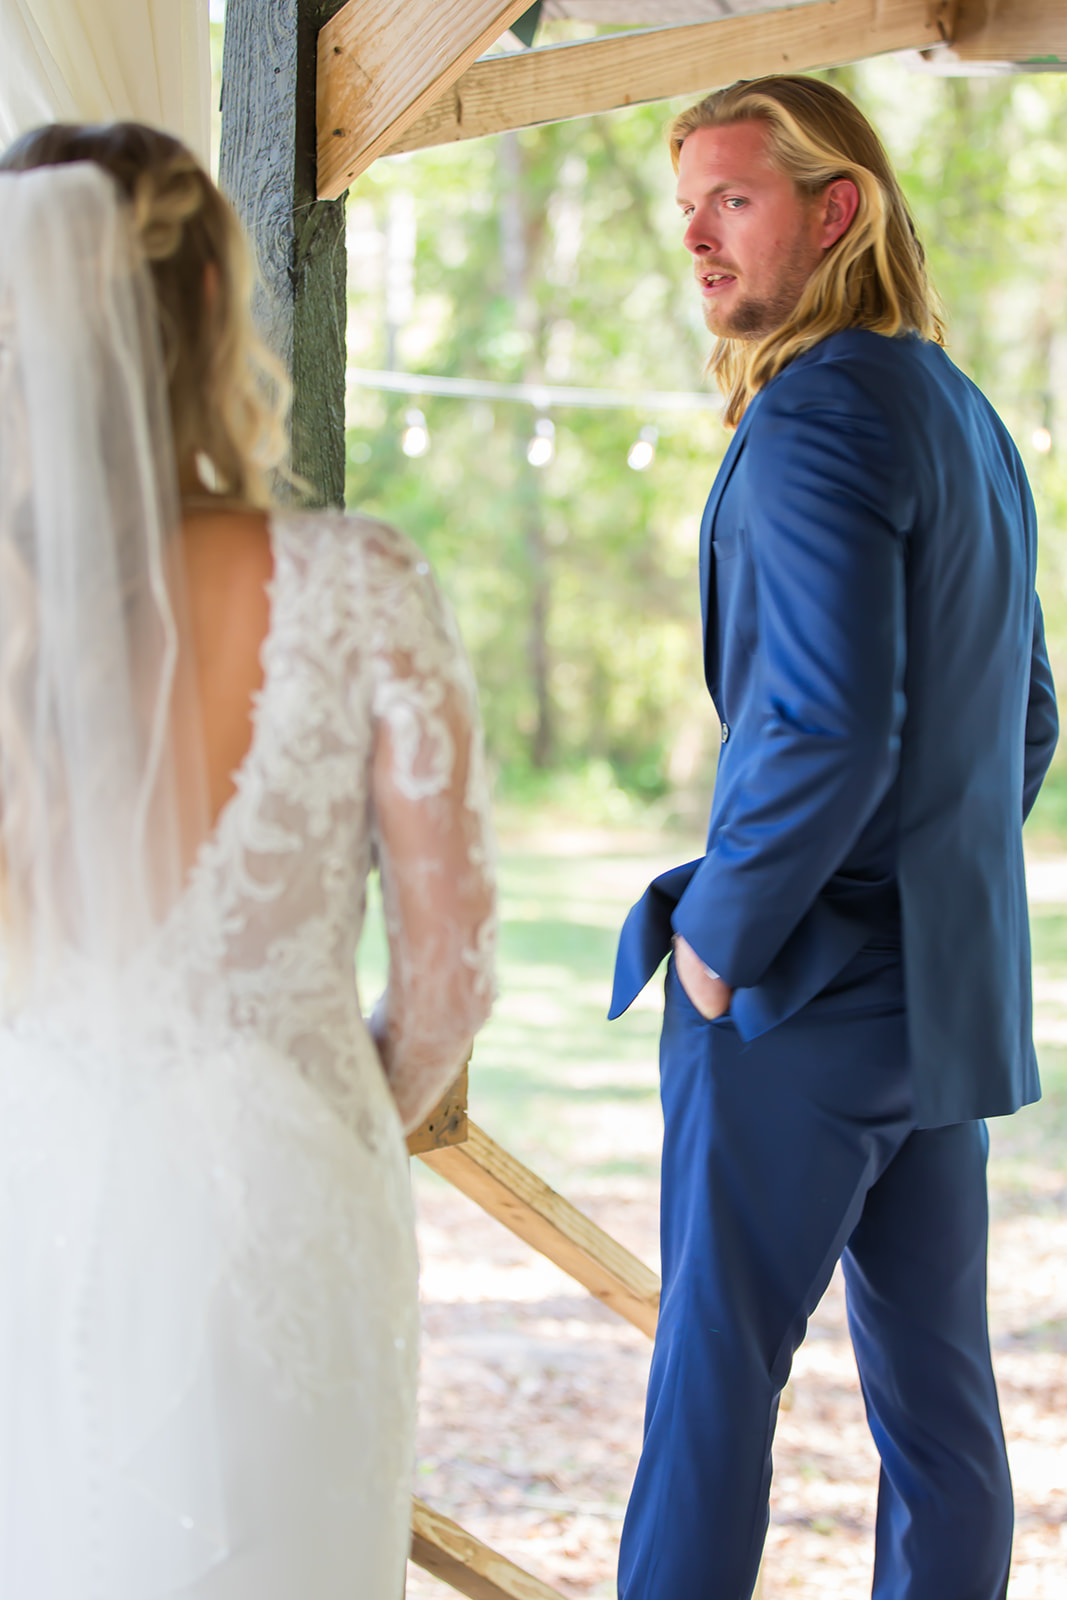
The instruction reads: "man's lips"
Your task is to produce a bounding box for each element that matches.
[698,269,737,294]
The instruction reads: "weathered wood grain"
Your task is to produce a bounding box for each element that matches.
[411,1499,565,1599]
[220,0,348,505]
[376,0,945,156]
[419,1122,661,1336]
[316,0,536,199]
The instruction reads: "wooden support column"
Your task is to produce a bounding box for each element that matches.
[219,0,348,506]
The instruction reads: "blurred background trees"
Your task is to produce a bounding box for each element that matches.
[342,94,724,813]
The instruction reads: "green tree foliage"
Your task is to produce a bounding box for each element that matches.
[344,59,1067,805]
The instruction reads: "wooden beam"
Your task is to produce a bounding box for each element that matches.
[950,0,1067,63]
[411,1499,564,1599]
[406,1063,470,1156]
[419,1122,660,1336]
[220,0,349,506]
[377,0,947,158]
[316,0,537,200]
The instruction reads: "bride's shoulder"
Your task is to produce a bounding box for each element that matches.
[269,511,444,637]
[270,508,430,578]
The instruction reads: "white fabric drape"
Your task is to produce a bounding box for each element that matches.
[0,0,210,163]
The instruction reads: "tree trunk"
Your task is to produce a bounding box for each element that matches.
[500,132,554,768]
[520,449,554,769]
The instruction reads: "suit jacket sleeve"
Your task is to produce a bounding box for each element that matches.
[1024,592,1058,822]
[672,361,908,989]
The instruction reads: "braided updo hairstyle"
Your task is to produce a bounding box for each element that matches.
[0,121,290,506]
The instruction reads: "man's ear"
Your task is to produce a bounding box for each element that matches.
[818,178,860,251]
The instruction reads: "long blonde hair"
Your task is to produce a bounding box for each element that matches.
[0,121,290,504]
[669,76,945,427]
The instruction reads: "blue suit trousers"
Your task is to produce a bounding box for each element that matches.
[618,949,1012,1600]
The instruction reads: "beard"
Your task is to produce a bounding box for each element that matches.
[703,285,803,340]
[702,237,820,341]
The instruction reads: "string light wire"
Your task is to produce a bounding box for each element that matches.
[347,367,721,414]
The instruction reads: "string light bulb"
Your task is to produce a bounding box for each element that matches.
[527,416,555,468]
[627,425,658,471]
[402,407,430,457]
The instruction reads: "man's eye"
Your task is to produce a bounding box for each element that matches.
[724,197,747,210]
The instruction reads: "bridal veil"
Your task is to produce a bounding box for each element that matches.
[0,160,207,1013]
[0,162,236,1595]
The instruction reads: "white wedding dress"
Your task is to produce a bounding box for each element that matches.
[0,509,494,1600]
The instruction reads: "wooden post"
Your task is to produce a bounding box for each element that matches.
[219,0,348,506]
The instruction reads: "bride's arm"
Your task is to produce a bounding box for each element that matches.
[365,543,496,1132]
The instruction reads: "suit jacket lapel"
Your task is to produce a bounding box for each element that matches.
[699,399,758,696]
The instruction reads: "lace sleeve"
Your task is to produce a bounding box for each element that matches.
[359,523,496,1132]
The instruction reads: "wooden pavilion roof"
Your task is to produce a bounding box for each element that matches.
[315,0,1067,200]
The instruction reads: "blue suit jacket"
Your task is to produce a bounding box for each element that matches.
[612,329,1058,1127]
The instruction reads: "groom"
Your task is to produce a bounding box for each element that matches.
[610,75,1058,1598]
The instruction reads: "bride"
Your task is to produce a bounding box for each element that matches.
[0,122,494,1598]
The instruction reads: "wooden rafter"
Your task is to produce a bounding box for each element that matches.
[952,0,1067,64]
[369,0,946,162]
[316,0,537,199]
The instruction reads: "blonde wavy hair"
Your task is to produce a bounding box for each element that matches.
[669,76,945,427]
[0,121,290,505]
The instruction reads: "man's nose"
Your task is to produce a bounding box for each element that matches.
[683,213,716,257]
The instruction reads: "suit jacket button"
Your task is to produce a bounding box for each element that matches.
[721,722,730,743]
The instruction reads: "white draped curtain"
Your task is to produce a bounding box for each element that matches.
[0,0,210,163]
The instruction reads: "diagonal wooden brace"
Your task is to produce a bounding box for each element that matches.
[411,1499,564,1599]
[418,1121,660,1337]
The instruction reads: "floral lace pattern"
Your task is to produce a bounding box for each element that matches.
[149,508,496,1399]
[170,509,496,1136]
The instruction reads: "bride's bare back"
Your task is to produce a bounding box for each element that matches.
[181,506,274,826]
